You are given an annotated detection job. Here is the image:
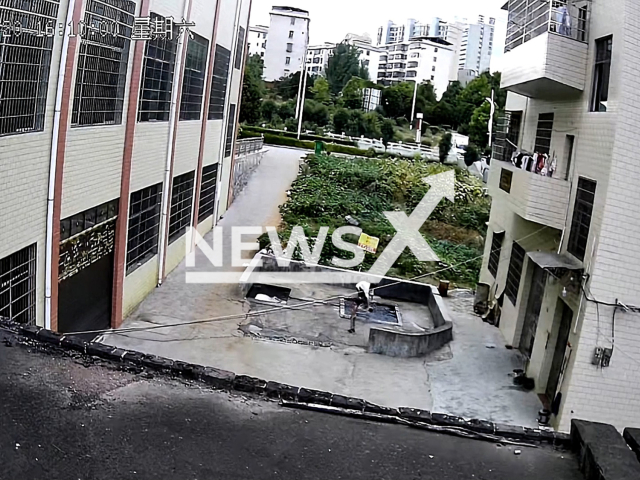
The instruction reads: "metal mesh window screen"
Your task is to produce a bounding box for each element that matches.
[0,244,37,325]
[208,45,230,120]
[168,171,195,243]
[198,164,218,221]
[225,103,236,157]
[60,199,119,241]
[235,26,245,69]
[534,112,553,155]
[488,232,504,278]
[0,1,60,137]
[71,0,135,127]
[127,183,162,274]
[179,32,208,121]
[138,13,178,122]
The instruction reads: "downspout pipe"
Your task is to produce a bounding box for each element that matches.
[212,0,243,225]
[157,0,191,286]
[45,0,76,330]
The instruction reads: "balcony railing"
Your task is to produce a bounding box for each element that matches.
[505,0,590,53]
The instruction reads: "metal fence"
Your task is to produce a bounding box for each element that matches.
[231,137,265,203]
[505,0,590,53]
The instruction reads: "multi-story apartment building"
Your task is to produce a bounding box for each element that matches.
[377,37,455,99]
[376,19,430,46]
[306,34,384,80]
[378,16,495,82]
[458,15,495,74]
[262,6,310,81]
[0,0,250,335]
[483,0,640,432]
[248,25,268,59]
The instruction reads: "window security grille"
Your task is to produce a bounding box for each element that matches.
[179,32,209,121]
[0,0,60,136]
[225,104,236,157]
[71,0,135,127]
[127,183,163,273]
[168,171,195,243]
[138,13,178,122]
[235,26,245,69]
[198,164,218,221]
[208,45,231,120]
[0,244,37,325]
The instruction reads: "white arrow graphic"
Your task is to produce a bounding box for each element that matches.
[367,170,455,277]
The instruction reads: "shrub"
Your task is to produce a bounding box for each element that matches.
[262,133,315,150]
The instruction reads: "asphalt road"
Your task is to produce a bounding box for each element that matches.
[0,331,582,480]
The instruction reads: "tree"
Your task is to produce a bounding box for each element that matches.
[464,144,480,167]
[341,77,365,109]
[381,119,395,146]
[278,100,296,120]
[468,102,492,148]
[381,82,414,119]
[303,99,330,126]
[362,112,382,139]
[311,77,332,105]
[332,108,351,135]
[458,75,492,128]
[274,71,312,100]
[326,43,365,95]
[261,99,278,123]
[439,133,453,163]
[240,54,265,125]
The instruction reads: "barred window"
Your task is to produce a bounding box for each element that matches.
[568,178,596,261]
[488,231,504,278]
[208,45,231,120]
[235,26,245,69]
[127,183,162,273]
[505,242,525,305]
[168,171,195,243]
[0,0,60,136]
[0,244,37,325]
[534,112,554,155]
[179,32,208,121]
[225,104,237,157]
[71,0,135,127]
[198,164,218,221]
[138,13,178,122]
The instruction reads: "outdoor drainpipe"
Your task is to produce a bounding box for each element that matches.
[211,0,243,225]
[45,0,77,330]
[157,0,191,286]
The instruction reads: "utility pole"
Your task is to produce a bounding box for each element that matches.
[410,80,419,129]
[297,66,309,140]
[485,89,496,147]
[415,113,423,144]
[295,49,308,120]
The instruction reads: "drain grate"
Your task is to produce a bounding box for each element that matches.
[340,299,401,325]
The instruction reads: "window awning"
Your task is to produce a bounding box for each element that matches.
[527,251,582,271]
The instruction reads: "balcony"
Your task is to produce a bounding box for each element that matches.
[501,0,590,99]
[489,161,571,230]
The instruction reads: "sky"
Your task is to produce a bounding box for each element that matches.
[249,0,510,71]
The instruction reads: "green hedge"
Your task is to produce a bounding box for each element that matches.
[262,133,316,149]
[260,133,374,157]
[242,125,357,146]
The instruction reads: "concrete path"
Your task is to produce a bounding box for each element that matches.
[103,146,541,427]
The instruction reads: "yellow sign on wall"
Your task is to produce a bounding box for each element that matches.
[358,233,380,254]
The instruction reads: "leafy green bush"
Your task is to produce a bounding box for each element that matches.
[263,153,490,285]
[242,125,356,146]
[325,144,371,156]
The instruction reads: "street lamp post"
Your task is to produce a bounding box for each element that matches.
[297,66,309,140]
[485,89,496,148]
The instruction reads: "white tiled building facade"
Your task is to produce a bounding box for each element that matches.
[0,0,249,334]
[306,34,384,81]
[248,25,268,59]
[483,0,640,432]
[262,6,310,81]
[377,38,455,100]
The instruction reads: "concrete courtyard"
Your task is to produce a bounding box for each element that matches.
[101,146,543,428]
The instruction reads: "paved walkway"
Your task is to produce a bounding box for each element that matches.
[103,146,542,427]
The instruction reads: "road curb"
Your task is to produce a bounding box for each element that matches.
[0,318,570,447]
